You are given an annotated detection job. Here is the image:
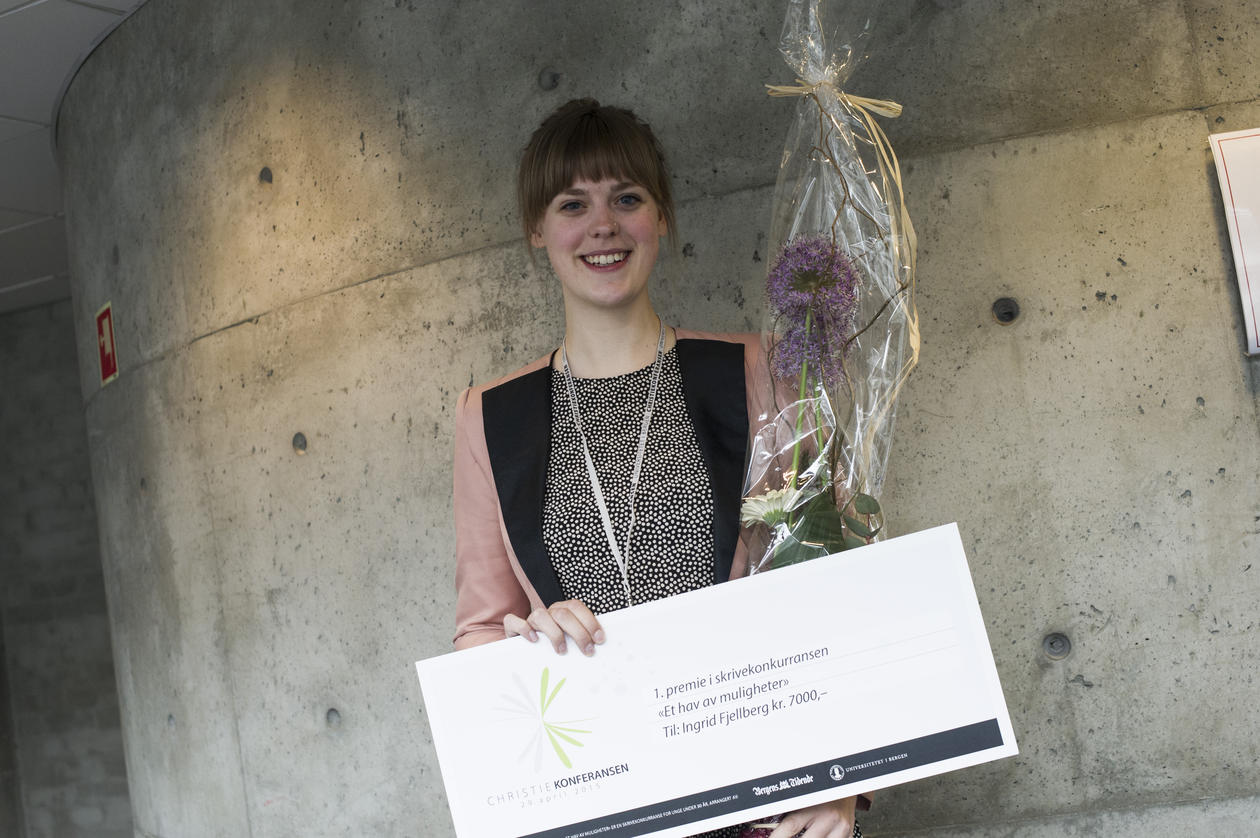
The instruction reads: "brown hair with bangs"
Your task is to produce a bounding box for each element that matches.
[517,99,676,249]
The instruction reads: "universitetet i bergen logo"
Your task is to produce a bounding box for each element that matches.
[497,667,596,770]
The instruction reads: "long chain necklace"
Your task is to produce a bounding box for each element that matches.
[560,319,666,608]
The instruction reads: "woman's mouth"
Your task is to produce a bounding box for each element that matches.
[581,251,628,267]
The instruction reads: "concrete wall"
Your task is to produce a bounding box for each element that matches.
[0,300,132,837]
[54,0,1259,836]
[0,620,23,836]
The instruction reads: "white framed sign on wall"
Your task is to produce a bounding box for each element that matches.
[1210,128,1260,356]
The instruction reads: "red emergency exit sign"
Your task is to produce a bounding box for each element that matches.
[96,302,118,385]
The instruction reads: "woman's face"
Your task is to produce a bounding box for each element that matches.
[531,176,667,315]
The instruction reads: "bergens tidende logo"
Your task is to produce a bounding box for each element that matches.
[497,667,595,770]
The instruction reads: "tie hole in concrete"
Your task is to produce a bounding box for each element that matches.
[992,297,1020,324]
[1042,632,1071,660]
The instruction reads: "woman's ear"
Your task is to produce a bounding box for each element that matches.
[657,210,668,238]
[530,228,545,248]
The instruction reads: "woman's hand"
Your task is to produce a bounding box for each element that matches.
[504,599,605,656]
[767,796,857,838]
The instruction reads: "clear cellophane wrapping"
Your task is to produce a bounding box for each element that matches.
[743,0,919,574]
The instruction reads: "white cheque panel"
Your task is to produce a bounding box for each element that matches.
[416,523,1018,838]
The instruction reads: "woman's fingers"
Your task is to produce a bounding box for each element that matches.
[505,600,606,656]
[502,613,537,642]
[548,599,605,653]
[526,607,571,654]
[767,811,804,838]
[768,798,856,838]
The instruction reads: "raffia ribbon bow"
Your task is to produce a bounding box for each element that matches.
[764,76,912,265]
[766,78,903,119]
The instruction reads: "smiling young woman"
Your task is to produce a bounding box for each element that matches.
[530,177,667,342]
[451,99,865,838]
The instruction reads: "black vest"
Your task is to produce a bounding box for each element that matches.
[481,338,749,604]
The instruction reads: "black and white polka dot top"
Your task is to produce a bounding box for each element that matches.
[542,347,774,838]
[542,347,716,614]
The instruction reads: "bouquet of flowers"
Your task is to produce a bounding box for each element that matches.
[742,0,920,572]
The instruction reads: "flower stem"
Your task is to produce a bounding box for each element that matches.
[786,309,813,529]
[812,388,826,466]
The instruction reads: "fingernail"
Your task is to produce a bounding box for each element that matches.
[593,630,606,644]
[556,642,566,654]
[526,630,537,642]
[583,643,595,656]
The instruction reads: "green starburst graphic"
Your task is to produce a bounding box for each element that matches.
[537,668,590,769]
[497,667,595,770]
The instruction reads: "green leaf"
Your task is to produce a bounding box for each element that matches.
[853,494,881,515]
[768,490,887,565]
[543,677,566,715]
[769,539,823,568]
[545,724,586,748]
[844,515,874,539]
[545,727,573,769]
[842,533,867,550]
[790,494,849,553]
[539,668,550,716]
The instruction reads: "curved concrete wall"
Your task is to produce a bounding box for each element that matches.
[57,0,1260,836]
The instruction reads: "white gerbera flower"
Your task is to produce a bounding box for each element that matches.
[740,487,802,529]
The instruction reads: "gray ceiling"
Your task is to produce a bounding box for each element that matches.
[0,0,145,316]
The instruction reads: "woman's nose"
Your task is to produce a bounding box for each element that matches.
[588,206,618,236]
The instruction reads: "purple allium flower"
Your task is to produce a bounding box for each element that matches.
[766,236,860,388]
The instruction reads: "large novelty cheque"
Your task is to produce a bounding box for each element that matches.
[416,525,1018,838]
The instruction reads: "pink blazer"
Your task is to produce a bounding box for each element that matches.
[452,328,771,650]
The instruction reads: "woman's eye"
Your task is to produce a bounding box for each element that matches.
[558,200,583,212]
[615,193,644,207]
